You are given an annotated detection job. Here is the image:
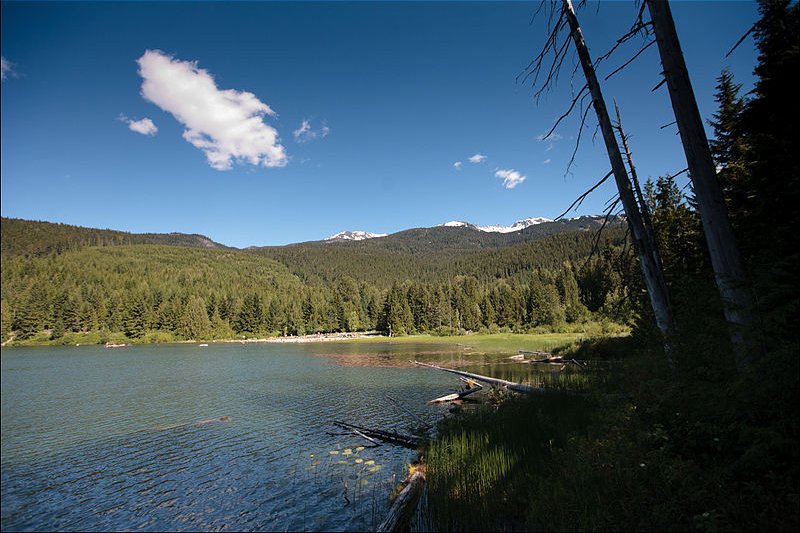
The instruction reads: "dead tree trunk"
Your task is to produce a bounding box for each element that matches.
[562,0,674,359]
[413,360,544,394]
[614,100,658,253]
[646,0,756,370]
[376,469,426,533]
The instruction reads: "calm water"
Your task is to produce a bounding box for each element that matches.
[1,342,462,532]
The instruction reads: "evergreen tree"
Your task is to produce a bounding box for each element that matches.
[123,297,146,339]
[558,263,588,323]
[527,279,565,327]
[236,293,263,335]
[1,299,13,342]
[379,283,414,336]
[181,295,211,339]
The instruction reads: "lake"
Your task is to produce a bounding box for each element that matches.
[0,342,474,532]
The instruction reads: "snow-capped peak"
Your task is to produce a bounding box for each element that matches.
[439,217,552,234]
[325,230,388,242]
[441,221,478,229]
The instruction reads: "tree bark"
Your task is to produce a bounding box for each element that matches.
[646,0,756,369]
[377,469,426,533]
[562,0,674,357]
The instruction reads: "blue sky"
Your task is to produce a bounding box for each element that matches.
[1,1,759,247]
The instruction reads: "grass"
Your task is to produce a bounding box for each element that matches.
[349,322,630,356]
[423,391,595,531]
[421,334,799,531]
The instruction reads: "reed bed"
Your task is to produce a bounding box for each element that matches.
[423,391,593,531]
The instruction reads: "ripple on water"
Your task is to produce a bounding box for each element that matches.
[1,343,454,531]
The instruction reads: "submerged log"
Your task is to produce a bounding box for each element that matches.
[384,393,433,429]
[427,378,484,404]
[333,421,425,449]
[530,356,567,364]
[413,360,544,394]
[377,469,426,533]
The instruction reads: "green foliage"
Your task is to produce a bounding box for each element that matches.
[1,217,227,257]
[1,221,630,344]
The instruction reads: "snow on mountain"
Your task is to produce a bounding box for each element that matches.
[440,221,479,229]
[325,230,388,242]
[439,217,552,234]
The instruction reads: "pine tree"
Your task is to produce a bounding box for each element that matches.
[181,295,211,340]
[236,293,263,335]
[708,70,750,230]
[1,299,13,342]
[558,263,588,323]
[123,298,146,339]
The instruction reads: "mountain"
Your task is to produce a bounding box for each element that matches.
[294,215,623,254]
[0,217,229,257]
[250,215,626,286]
[2,214,623,263]
[325,230,388,242]
[439,216,552,233]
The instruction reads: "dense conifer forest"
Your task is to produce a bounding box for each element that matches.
[0,216,631,344]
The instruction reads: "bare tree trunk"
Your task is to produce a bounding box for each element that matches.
[562,0,674,357]
[377,469,426,533]
[646,0,756,370]
[614,100,657,254]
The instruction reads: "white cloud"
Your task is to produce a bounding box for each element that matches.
[453,161,463,170]
[1,57,16,81]
[468,153,487,164]
[542,158,551,164]
[536,132,562,142]
[136,49,287,170]
[119,115,158,136]
[495,168,526,189]
[293,119,330,143]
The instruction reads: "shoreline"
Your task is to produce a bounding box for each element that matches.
[226,331,383,344]
[2,328,612,351]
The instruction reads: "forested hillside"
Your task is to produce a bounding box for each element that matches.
[0,217,228,257]
[0,218,630,344]
[252,224,626,287]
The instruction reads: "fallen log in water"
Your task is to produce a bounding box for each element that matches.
[413,360,544,394]
[384,393,433,429]
[377,468,426,533]
[528,356,588,368]
[333,420,425,449]
[427,377,484,404]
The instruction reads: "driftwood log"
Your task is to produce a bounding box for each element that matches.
[376,469,426,533]
[333,421,424,449]
[413,360,544,394]
[427,377,484,404]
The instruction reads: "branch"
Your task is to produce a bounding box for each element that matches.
[604,39,656,81]
[726,24,755,58]
[652,76,667,92]
[555,170,613,220]
[595,20,653,68]
[565,99,594,175]
[541,83,589,141]
[667,167,689,181]
[587,196,622,262]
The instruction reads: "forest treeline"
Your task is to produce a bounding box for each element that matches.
[0,217,228,257]
[0,220,631,343]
